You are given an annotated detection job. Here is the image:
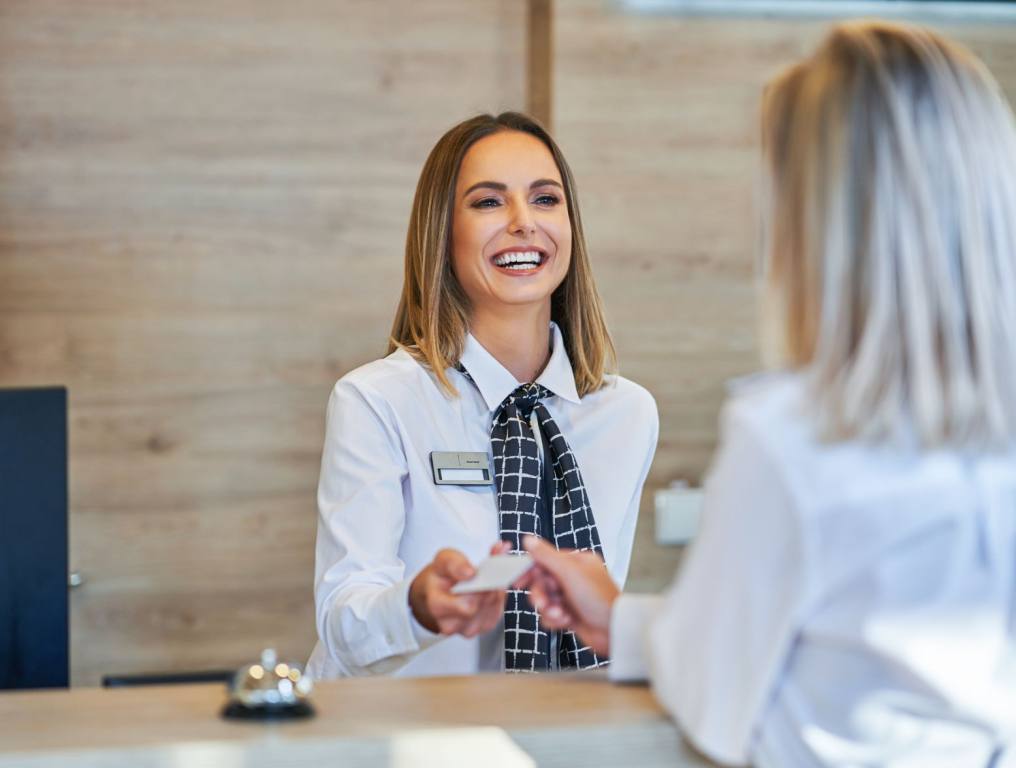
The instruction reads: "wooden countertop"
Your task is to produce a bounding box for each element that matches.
[0,672,714,767]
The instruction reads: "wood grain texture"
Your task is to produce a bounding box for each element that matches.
[553,3,1016,591]
[0,0,525,686]
[8,0,1016,686]
[527,0,555,128]
[0,674,715,767]
[0,674,664,750]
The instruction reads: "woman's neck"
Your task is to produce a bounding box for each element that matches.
[469,303,552,384]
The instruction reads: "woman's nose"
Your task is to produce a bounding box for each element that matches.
[508,203,536,236]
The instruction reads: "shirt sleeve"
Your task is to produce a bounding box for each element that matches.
[644,406,813,766]
[313,380,443,676]
[608,593,663,682]
[609,389,660,587]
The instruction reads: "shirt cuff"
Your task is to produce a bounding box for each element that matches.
[398,576,444,652]
[608,593,663,682]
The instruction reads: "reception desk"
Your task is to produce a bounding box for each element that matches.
[0,673,714,767]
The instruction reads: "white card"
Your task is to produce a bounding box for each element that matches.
[451,554,533,594]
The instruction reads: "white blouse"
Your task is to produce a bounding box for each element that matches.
[610,373,1016,767]
[308,323,658,679]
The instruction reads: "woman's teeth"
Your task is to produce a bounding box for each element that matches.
[493,251,543,270]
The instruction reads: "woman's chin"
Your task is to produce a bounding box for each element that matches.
[486,286,558,310]
[487,275,563,307]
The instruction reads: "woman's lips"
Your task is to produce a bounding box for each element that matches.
[490,249,548,275]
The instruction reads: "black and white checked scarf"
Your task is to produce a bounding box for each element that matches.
[461,371,609,672]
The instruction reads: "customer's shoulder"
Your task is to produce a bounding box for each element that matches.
[717,372,816,475]
[718,372,924,515]
[722,372,804,434]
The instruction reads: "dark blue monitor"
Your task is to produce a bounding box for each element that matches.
[0,387,68,689]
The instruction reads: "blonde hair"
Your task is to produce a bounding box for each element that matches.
[761,21,1016,449]
[388,112,616,397]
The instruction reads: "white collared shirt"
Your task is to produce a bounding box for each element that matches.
[609,373,1016,767]
[308,323,658,678]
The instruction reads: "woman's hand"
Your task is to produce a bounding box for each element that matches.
[409,541,511,637]
[515,535,620,655]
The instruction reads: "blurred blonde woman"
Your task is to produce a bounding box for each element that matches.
[518,21,1016,767]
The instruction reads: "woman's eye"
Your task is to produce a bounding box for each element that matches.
[471,197,501,209]
[534,194,560,206]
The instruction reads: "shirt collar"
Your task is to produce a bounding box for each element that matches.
[457,322,581,411]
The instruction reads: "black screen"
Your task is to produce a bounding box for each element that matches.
[0,387,68,689]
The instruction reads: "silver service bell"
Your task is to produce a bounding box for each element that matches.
[221,648,315,720]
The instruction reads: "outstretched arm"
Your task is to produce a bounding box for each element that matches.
[515,535,620,656]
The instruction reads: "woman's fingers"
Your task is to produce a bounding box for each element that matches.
[490,540,513,556]
[532,571,573,626]
[525,566,561,607]
[414,547,520,636]
[540,606,572,629]
[431,582,505,635]
[420,535,615,646]
[425,540,602,638]
[525,567,552,609]
[459,593,505,637]
[429,587,476,617]
[523,536,600,587]
[450,587,506,637]
[432,548,476,583]
[512,565,539,591]
[521,535,620,640]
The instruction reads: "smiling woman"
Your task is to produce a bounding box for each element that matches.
[307,112,659,679]
[451,130,573,382]
[458,167,566,284]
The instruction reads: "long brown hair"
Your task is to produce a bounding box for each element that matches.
[387,112,616,397]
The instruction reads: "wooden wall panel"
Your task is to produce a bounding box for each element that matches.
[0,0,525,685]
[554,3,1016,591]
[8,0,1016,685]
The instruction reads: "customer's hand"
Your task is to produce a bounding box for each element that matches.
[409,541,511,637]
[515,535,620,655]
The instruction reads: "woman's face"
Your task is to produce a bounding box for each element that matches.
[451,130,572,316]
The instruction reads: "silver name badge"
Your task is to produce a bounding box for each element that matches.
[430,451,493,486]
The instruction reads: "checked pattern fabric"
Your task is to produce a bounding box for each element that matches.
[485,380,609,672]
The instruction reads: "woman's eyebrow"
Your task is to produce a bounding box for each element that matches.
[462,178,563,197]
[530,178,563,190]
[462,181,507,196]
